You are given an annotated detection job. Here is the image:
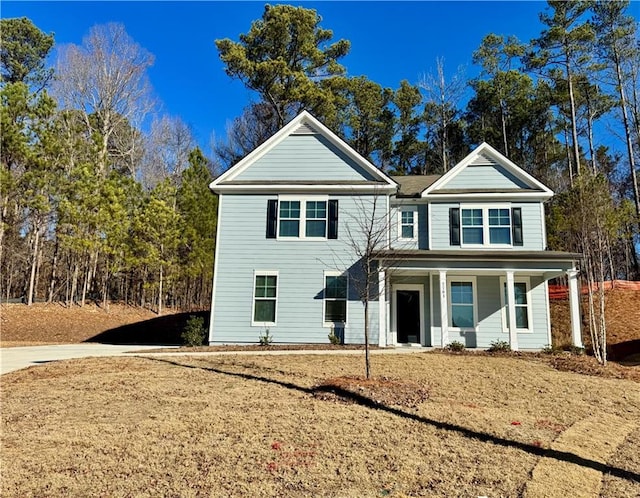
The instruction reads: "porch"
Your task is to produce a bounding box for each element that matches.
[376,250,583,351]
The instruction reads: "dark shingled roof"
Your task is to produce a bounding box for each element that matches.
[391,175,441,197]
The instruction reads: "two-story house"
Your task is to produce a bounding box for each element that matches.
[208,111,583,350]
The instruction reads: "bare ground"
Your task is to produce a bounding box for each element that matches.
[1,353,639,497]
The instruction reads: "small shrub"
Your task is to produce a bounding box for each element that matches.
[541,344,561,355]
[487,340,511,353]
[259,328,273,346]
[181,315,206,347]
[328,331,341,345]
[446,340,465,352]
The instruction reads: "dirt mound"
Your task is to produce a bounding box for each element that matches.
[550,289,640,360]
[0,303,204,347]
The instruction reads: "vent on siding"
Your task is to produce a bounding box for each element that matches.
[470,152,499,167]
[292,122,319,135]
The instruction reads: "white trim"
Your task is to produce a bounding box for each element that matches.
[421,142,554,198]
[446,276,478,332]
[208,196,223,344]
[429,272,434,347]
[439,270,449,346]
[251,270,279,327]
[499,275,532,334]
[398,206,418,242]
[378,270,386,347]
[323,270,348,328]
[544,279,552,346]
[540,202,548,248]
[210,111,398,190]
[427,202,432,250]
[212,183,398,194]
[391,283,425,345]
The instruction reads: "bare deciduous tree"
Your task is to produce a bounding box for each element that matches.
[419,58,467,172]
[141,115,195,190]
[54,23,155,177]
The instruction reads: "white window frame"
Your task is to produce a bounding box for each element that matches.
[251,270,278,327]
[398,207,418,241]
[277,195,329,240]
[460,204,512,248]
[446,276,478,332]
[323,270,348,327]
[500,276,532,333]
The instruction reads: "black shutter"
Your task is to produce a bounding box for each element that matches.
[449,208,460,246]
[328,200,338,239]
[511,207,523,246]
[266,199,278,238]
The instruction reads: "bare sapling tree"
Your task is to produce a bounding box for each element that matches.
[337,191,410,379]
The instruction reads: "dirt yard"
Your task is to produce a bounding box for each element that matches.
[1,353,639,497]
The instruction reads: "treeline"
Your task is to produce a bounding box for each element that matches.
[213,1,639,287]
[2,1,639,317]
[1,20,216,310]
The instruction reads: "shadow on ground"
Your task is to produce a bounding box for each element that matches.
[85,311,209,345]
[609,339,640,363]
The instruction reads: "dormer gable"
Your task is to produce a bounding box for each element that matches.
[422,143,553,201]
[210,111,397,193]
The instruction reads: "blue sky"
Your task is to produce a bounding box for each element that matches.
[4,1,554,153]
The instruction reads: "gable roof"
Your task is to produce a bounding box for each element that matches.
[210,111,398,193]
[393,175,441,198]
[421,142,554,200]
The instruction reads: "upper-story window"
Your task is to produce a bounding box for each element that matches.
[266,198,338,240]
[450,205,523,247]
[399,209,417,240]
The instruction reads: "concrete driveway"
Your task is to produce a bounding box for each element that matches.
[0,344,173,375]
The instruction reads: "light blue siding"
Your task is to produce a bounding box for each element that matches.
[234,134,379,182]
[211,193,380,344]
[428,274,549,349]
[430,202,545,250]
[439,164,530,190]
[389,204,429,250]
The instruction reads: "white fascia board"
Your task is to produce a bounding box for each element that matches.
[210,110,398,190]
[211,183,398,194]
[421,142,554,198]
[422,192,553,202]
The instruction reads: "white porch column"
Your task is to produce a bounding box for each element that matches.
[567,268,583,348]
[439,270,449,347]
[378,270,386,347]
[505,271,519,351]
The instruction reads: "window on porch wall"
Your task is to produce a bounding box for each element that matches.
[501,280,530,330]
[449,281,475,328]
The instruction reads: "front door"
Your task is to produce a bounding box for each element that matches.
[397,290,421,344]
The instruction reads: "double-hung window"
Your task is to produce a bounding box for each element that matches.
[448,278,476,329]
[306,201,327,237]
[252,272,278,325]
[399,209,417,240]
[324,272,347,325]
[500,278,530,331]
[279,201,300,237]
[451,205,521,247]
[267,198,338,239]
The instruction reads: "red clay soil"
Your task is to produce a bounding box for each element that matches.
[550,289,640,359]
[2,289,639,359]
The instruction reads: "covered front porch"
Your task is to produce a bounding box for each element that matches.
[376,250,583,351]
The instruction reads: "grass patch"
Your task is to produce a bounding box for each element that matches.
[2,353,639,496]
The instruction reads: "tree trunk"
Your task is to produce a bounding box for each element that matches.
[48,241,60,303]
[363,279,371,380]
[613,48,640,217]
[565,54,582,176]
[158,264,163,315]
[27,226,41,306]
